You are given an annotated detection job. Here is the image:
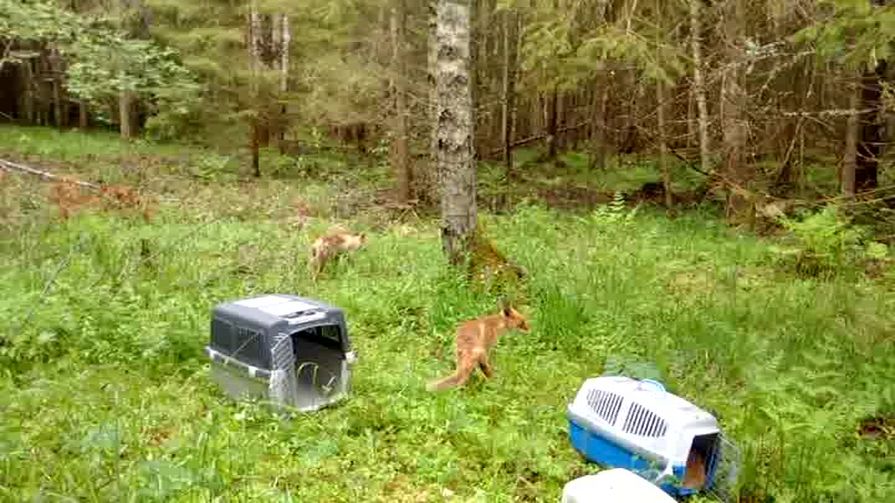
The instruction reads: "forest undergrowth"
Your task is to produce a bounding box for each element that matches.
[1,126,893,502]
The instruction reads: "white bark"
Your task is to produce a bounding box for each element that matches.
[689,0,710,173]
[436,0,476,263]
[721,0,749,220]
[280,15,290,94]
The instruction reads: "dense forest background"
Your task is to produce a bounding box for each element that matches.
[3,0,893,213]
[1,1,894,501]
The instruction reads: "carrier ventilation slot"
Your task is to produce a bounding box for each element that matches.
[270,334,295,370]
[622,402,668,437]
[586,389,624,425]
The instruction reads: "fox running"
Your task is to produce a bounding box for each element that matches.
[427,304,530,391]
[309,229,367,278]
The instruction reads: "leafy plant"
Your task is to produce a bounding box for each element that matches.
[793,0,895,70]
[0,0,199,123]
[592,191,637,224]
[773,205,887,276]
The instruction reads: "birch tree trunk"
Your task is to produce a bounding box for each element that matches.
[721,0,750,222]
[689,0,710,174]
[274,13,290,152]
[436,0,476,264]
[391,0,411,203]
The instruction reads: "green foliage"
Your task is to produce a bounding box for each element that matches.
[592,191,636,224]
[793,0,895,69]
[67,38,198,108]
[773,205,888,276]
[574,26,685,85]
[0,0,199,118]
[521,1,686,91]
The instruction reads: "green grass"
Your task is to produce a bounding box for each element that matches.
[1,125,893,501]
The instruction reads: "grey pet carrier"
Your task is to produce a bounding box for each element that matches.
[205,294,357,412]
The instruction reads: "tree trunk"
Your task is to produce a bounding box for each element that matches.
[686,83,696,149]
[721,0,750,222]
[501,8,519,179]
[469,0,480,157]
[391,0,411,203]
[418,0,439,206]
[689,0,710,174]
[652,0,670,205]
[78,101,88,129]
[657,82,672,207]
[842,80,860,198]
[22,59,35,124]
[49,47,65,128]
[248,1,262,176]
[436,0,476,264]
[855,59,887,192]
[118,1,135,139]
[276,13,291,152]
[545,86,559,161]
[52,76,64,128]
[588,80,609,169]
[119,89,134,139]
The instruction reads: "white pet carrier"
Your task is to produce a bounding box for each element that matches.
[561,468,677,503]
[567,376,739,499]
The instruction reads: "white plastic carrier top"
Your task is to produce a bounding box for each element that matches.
[561,469,677,503]
[568,376,719,466]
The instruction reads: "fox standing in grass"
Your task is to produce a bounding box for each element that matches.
[427,304,530,391]
[309,228,367,278]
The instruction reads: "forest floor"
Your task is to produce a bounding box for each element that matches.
[1,125,893,502]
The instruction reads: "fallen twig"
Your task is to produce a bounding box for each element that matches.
[0,158,100,190]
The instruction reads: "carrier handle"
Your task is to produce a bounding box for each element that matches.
[638,379,666,392]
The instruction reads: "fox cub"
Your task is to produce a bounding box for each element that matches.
[427,304,530,391]
[309,228,367,278]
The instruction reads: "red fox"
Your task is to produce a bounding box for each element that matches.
[309,229,367,278]
[427,304,530,391]
[683,449,707,489]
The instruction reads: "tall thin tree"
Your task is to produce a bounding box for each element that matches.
[689,0,710,175]
[435,0,477,264]
[391,0,411,203]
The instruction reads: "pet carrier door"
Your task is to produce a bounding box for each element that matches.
[289,324,349,411]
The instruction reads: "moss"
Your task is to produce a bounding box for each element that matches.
[466,222,528,302]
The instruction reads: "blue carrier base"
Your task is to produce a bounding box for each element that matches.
[569,419,702,498]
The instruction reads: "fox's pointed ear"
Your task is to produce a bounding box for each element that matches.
[502,305,512,317]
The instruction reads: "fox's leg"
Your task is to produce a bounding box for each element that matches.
[311,251,329,279]
[451,357,477,386]
[478,353,494,378]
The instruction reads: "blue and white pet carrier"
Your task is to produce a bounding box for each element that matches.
[567,376,739,498]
